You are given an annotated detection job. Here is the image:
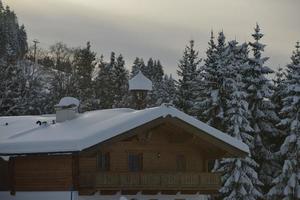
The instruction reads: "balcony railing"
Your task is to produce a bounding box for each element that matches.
[79,172,220,192]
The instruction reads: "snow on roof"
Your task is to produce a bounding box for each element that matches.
[55,97,80,107]
[129,71,152,91]
[0,105,249,155]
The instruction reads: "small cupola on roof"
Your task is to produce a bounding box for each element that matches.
[129,71,152,110]
[54,97,80,122]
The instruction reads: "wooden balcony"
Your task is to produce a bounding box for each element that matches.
[79,172,221,194]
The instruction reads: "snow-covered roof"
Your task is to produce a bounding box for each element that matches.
[129,71,152,91]
[55,97,80,107]
[0,105,249,155]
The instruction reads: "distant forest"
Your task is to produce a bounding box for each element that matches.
[1,1,300,199]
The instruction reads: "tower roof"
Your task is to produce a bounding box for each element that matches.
[129,71,152,91]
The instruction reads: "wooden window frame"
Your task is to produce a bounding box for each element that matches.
[97,152,110,171]
[128,152,143,172]
[176,154,186,172]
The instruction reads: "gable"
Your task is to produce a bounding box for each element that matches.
[82,116,247,158]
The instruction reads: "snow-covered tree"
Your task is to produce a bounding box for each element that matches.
[94,53,116,109]
[214,40,263,200]
[192,31,217,121]
[160,74,176,104]
[243,24,279,194]
[0,2,33,116]
[0,4,27,61]
[113,54,129,107]
[175,40,201,114]
[146,59,165,106]
[272,67,287,116]
[72,42,96,111]
[268,41,300,200]
[194,32,227,130]
[130,57,145,78]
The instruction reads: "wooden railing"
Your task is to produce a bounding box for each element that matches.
[79,172,220,191]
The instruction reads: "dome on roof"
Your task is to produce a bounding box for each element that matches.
[129,71,152,91]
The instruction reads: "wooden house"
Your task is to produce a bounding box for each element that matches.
[0,102,249,200]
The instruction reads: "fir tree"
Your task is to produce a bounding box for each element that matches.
[160,74,176,104]
[130,57,145,78]
[147,59,165,106]
[175,40,201,114]
[72,42,96,111]
[268,41,300,200]
[0,1,32,115]
[195,32,227,130]
[113,54,129,107]
[215,40,263,200]
[244,24,279,195]
[94,53,115,109]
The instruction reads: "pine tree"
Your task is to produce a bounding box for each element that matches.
[130,57,145,78]
[215,40,263,200]
[160,74,176,104]
[0,2,33,116]
[147,59,165,106]
[72,42,96,111]
[113,54,129,107]
[94,52,115,109]
[272,67,287,118]
[268,41,300,200]
[244,24,279,195]
[194,32,227,130]
[175,40,201,114]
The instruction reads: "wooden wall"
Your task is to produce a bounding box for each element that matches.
[12,155,74,191]
[0,158,9,191]
[79,124,207,174]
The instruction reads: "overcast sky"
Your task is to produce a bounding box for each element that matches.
[6,0,300,77]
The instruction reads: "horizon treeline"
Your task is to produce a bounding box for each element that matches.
[1,1,300,200]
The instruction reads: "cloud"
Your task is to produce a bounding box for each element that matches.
[6,0,300,76]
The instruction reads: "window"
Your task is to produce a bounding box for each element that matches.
[128,153,143,172]
[97,152,110,171]
[176,155,186,172]
[207,160,215,172]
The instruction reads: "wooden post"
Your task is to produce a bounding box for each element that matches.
[72,154,80,190]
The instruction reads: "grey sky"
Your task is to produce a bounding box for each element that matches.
[6,0,300,77]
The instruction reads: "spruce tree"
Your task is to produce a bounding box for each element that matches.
[243,24,279,195]
[175,40,201,114]
[113,54,129,107]
[0,2,32,116]
[130,57,145,78]
[160,74,176,104]
[147,59,164,106]
[95,52,116,109]
[268,42,300,200]
[215,40,263,200]
[195,32,227,130]
[72,42,96,111]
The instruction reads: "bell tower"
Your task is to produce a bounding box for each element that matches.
[128,71,152,110]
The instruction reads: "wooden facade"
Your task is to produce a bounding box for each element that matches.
[0,117,245,196]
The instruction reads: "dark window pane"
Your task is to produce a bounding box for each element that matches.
[97,152,110,171]
[176,155,186,172]
[128,153,143,172]
[207,160,215,172]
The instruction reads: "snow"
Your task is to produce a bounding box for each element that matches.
[129,71,152,91]
[0,105,249,155]
[55,97,80,107]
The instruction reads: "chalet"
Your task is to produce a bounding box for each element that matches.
[0,72,249,200]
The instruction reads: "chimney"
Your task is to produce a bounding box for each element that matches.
[129,71,152,110]
[54,97,80,122]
